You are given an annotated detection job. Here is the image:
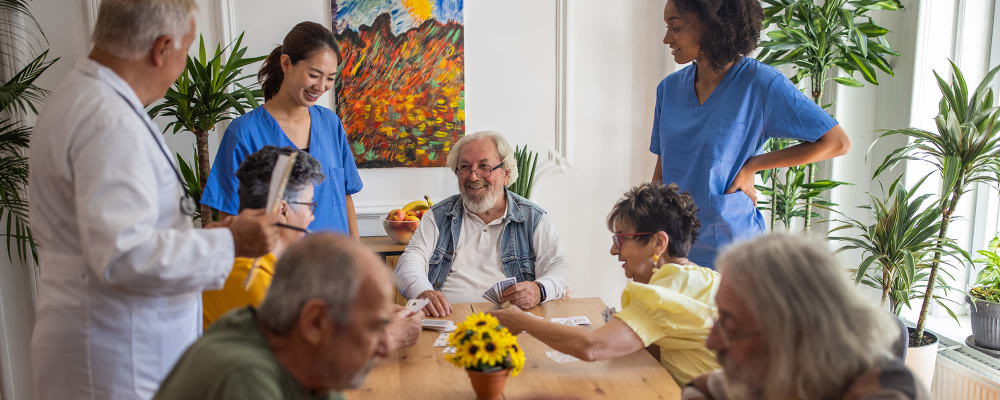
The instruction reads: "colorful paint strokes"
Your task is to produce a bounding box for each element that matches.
[333,0,465,168]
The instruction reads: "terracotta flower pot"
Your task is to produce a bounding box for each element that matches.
[467,368,510,400]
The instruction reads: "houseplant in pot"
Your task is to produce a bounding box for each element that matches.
[969,236,1000,350]
[147,33,265,222]
[872,59,1000,389]
[445,313,525,400]
[756,0,903,231]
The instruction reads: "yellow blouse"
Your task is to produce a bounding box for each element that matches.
[614,262,721,386]
[202,254,276,328]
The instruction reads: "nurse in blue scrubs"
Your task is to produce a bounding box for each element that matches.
[650,0,851,268]
[202,22,362,236]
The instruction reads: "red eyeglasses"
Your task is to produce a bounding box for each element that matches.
[611,232,654,248]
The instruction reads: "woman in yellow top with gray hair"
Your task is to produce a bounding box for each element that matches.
[491,182,720,385]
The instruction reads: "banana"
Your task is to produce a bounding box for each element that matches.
[424,195,433,207]
[402,199,429,212]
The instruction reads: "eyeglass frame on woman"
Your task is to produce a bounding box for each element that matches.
[456,161,505,178]
[288,201,318,213]
[611,232,655,248]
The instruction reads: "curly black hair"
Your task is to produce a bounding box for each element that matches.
[606,182,701,259]
[673,0,763,71]
[236,146,325,211]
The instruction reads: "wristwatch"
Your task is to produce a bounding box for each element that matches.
[534,281,546,303]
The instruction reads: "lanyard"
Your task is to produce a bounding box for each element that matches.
[111,90,197,217]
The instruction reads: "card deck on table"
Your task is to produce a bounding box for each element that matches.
[405,298,430,314]
[421,319,457,332]
[550,317,577,326]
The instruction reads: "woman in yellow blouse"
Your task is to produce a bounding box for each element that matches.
[202,146,323,327]
[491,182,720,385]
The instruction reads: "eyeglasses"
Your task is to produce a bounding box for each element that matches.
[289,201,318,213]
[456,161,505,178]
[711,314,760,348]
[611,232,654,248]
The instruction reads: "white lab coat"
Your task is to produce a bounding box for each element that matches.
[28,58,235,399]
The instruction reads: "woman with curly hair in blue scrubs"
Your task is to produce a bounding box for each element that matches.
[202,21,362,236]
[650,0,851,268]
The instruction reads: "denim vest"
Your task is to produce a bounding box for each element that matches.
[426,190,546,290]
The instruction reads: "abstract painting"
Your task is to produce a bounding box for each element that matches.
[333,0,465,168]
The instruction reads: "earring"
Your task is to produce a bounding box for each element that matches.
[651,254,660,264]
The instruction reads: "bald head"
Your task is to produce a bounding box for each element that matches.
[258,233,391,334]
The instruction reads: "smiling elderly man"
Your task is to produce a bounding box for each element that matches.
[394,131,570,317]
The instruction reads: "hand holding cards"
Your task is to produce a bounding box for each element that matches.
[482,277,516,304]
[405,298,430,315]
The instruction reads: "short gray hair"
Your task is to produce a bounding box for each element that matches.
[92,0,197,60]
[258,234,363,334]
[716,234,898,399]
[446,131,519,186]
[236,146,325,212]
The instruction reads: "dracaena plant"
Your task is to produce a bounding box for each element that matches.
[828,175,964,316]
[0,0,59,265]
[756,0,903,231]
[509,145,538,199]
[148,33,265,221]
[873,60,1000,343]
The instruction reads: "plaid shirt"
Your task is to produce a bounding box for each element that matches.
[682,359,930,400]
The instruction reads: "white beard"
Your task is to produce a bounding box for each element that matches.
[462,187,502,215]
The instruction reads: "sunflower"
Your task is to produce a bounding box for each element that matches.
[463,312,499,332]
[479,339,506,366]
[458,339,488,368]
[508,341,526,376]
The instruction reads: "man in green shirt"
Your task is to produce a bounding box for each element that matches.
[155,233,396,399]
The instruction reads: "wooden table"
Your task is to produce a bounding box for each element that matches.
[345,297,680,399]
[360,235,407,257]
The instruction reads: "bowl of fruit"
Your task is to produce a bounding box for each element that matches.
[383,195,432,244]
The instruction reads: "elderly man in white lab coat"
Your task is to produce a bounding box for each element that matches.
[28,1,280,398]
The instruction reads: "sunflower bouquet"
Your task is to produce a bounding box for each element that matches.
[445,312,526,376]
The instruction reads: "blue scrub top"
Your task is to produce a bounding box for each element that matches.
[650,57,837,268]
[201,105,363,234]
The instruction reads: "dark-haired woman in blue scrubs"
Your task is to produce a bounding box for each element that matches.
[651,0,851,268]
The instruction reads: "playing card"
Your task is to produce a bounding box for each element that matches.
[550,318,577,326]
[405,298,430,314]
[496,277,516,300]
[570,316,591,325]
[601,306,617,323]
[484,287,500,304]
[433,332,450,347]
[545,350,581,364]
[443,346,457,354]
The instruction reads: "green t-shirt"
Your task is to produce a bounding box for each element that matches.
[154,307,344,400]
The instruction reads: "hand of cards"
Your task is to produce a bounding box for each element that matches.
[482,277,516,304]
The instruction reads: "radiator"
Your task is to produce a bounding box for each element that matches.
[933,355,1000,399]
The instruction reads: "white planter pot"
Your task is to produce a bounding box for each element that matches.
[904,328,938,394]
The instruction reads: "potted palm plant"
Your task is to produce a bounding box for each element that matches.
[147,33,265,222]
[756,0,903,231]
[0,0,58,264]
[969,236,1000,350]
[872,60,1000,387]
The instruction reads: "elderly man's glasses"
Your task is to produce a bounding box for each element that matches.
[711,314,760,348]
[456,161,504,178]
[611,232,654,248]
[289,201,318,213]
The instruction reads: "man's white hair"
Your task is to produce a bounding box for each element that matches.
[446,131,519,187]
[716,233,898,399]
[92,0,197,60]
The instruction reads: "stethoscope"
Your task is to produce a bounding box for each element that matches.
[112,90,198,217]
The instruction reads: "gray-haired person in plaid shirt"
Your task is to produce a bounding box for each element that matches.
[683,234,929,400]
